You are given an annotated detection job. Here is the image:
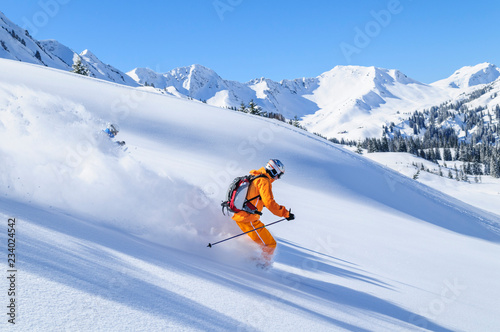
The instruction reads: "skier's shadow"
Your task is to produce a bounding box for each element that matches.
[272,240,455,332]
[276,239,392,289]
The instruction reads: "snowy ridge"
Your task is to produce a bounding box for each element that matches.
[78,49,139,86]
[0,11,68,70]
[39,40,139,87]
[1,58,500,331]
[432,62,500,89]
[0,10,137,87]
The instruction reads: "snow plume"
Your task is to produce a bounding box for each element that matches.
[0,82,223,250]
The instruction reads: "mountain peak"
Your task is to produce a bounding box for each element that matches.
[171,64,219,78]
[320,65,419,85]
[80,49,98,60]
[432,62,500,89]
[189,63,212,72]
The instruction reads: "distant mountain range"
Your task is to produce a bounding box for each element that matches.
[128,63,500,140]
[2,10,500,142]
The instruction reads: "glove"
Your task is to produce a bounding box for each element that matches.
[286,209,295,221]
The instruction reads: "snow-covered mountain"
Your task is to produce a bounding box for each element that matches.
[2,57,500,331]
[39,40,138,87]
[129,63,449,131]
[0,11,68,70]
[0,11,137,87]
[300,65,453,138]
[128,64,320,119]
[129,62,500,140]
[37,39,74,67]
[78,48,139,86]
[432,62,500,89]
[129,64,249,104]
[302,63,500,140]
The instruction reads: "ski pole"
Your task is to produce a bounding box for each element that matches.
[207,218,287,248]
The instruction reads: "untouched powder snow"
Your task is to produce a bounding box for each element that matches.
[363,151,500,218]
[1,59,500,331]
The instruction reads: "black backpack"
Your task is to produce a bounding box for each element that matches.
[221,174,267,216]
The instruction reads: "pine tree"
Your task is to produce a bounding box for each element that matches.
[429,149,436,162]
[434,148,441,161]
[419,149,426,159]
[247,100,262,116]
[460,167,469,182]
[490,157,500,178]
[72,57,89,76]
[398,140,407,153]
[472,161,482,175]
[355,142,363,155]
[443,148,452,161]
[368,139,378,153]
[381,136,389,152]
[238,102,248,113]
[291,116,302,128]
[238,102,247,113]
[454,147,460,161]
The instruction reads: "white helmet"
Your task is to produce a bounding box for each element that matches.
[265,159,285,179]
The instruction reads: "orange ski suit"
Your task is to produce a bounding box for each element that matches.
[231,167,290,260]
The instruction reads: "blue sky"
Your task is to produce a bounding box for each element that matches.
[2,1,499,83]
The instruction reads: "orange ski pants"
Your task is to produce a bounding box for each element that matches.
[235,219,276,259]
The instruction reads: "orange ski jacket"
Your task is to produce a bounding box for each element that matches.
[232,167,290,223]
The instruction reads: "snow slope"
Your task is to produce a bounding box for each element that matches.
[361,150,500,217]
[1,59,500,331]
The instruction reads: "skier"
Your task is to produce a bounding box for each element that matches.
[104,123,119,138]
[231,159,294,266]
[103,123,125,146]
